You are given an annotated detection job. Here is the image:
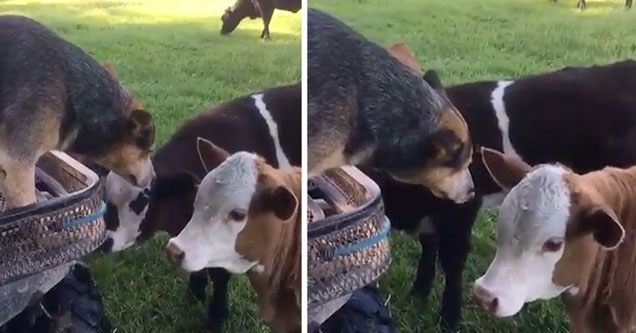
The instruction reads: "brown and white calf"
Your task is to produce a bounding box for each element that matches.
[102,84,300,331]
[473,148,636,332]
[166,149,301,333]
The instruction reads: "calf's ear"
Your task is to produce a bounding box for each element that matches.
[197,137,230,172]
[387,42,423,76]
[579,205,625,250]
[255,186,298,221]
[480,147,531,190]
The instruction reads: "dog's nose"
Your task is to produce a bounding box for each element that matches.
[98,238,114,253]
[472,284,499,313]
[134,163,156,188]
[165,241,185,266]
[466,187,476,200]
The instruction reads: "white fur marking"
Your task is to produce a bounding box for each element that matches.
[104,172,148,252]
[568,287,579,296]
[59,127,80,151]
[253,94,291,168]
[491,81,520,158]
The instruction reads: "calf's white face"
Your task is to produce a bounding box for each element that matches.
[474,165,571,317]
[167,152,260,273]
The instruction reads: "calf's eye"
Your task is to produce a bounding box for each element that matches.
[228,209,247,222]
[542,238,564,253]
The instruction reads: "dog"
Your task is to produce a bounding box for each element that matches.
[307,9,474,203]
[0,15,155,209]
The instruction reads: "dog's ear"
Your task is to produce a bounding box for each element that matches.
[387,42,423,76]
[196,137,230,173]
[481,147,531,190]
[423,70,443,90]
[422,69,451,100]
[252,185,298,221]
[103,62,119,80]
[128,109,155,149]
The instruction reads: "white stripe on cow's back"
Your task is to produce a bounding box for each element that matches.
[490,80,520,159]
[252,93,292,168]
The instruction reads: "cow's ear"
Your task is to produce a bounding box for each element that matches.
[578,204,625,250]
[480,147,531,190]
[387,42,423,76]
[196,137,230,173]
[255,185,298,221]
[103,62,119,80]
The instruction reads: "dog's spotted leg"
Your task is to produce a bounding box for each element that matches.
[0,159,37,209]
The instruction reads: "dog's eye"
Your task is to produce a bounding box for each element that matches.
[542,238,564,253]
[228,209,247,222]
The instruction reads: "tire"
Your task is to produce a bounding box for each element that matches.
[0,263,112,333]
[320,286,396,333]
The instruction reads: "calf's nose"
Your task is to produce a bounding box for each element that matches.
[472,284,499,314]
[165,241,185,266]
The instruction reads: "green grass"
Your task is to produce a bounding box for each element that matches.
[0,1,300,332]
[312,0,635,332]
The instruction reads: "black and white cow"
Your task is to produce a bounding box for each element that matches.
[101,83,300,331]
[551,0,632,10]
[365,60,636,331]
[220,0,301,39]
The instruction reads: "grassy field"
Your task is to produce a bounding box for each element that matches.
[312,0,635,332]
[0,1,300,332]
